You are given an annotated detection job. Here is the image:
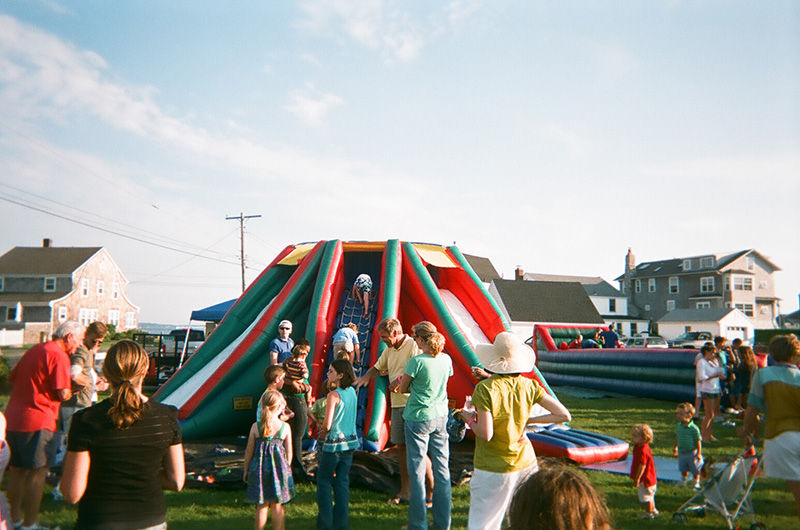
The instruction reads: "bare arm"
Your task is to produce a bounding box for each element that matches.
[742,404,761,439]
[283,425,293,465]
[57,388,72,401]
[354,366,380,388]
[321,390,341,436]
[398,373,413,394]
[61,451,90,503]
[270,350,278,366]
[526,393,571,426]
[354,343,361,364]
[243,424,256,483]
[160,444,185,491]
[632,460,644,486]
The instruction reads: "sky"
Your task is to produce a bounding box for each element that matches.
[0,1,798,326]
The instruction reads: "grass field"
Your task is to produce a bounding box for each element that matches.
[4,391,797,529]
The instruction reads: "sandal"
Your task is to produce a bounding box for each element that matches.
[387,496,408,505]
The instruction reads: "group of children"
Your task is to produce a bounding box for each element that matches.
[244,333,361,530]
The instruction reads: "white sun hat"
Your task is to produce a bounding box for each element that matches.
[475,331,536,374]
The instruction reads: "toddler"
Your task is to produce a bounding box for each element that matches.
[282,341,313,406]
[673,403,703,489]
[630,423,658,518]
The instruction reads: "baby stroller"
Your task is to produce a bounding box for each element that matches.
[672,451,766,529]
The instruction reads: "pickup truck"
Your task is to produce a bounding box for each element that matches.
[668,331,714,349]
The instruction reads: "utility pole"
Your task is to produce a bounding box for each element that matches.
[226,212,261,292]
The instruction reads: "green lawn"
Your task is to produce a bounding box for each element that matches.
[7,392,797,529]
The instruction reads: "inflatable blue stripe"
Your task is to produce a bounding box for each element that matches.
[542,373,695,402]
[538,349,697,368]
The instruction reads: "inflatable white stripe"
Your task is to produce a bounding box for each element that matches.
[438,289,490,347]
[162,302,272,409]
[437,289,559,420]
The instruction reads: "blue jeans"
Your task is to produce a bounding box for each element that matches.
[316,449,353,530]
[405,416,451,530]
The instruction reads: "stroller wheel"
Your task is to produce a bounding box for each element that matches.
[749,523,767,530]
[672,513,687,524]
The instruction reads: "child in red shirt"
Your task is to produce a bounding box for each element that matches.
[630,423,658,518]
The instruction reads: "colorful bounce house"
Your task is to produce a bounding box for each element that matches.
[154,240,628,464]
[532,324,698,402]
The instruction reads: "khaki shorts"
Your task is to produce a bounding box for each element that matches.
[637,483,657,503]
[390,407,406,445]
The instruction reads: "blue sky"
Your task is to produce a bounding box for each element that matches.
[0,1,798,325]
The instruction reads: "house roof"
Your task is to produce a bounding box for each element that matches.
[523,272,622,298]
[492,279,605,324]
[657,307,736,323]
[0,247,101,275]
[463,253,501,283]
[615,249,781,281]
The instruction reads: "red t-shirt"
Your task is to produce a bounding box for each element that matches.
[6,341,71,432]
[630,443,657,487]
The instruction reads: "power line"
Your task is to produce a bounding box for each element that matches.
[226,212,262,292]
[0,195,240,266]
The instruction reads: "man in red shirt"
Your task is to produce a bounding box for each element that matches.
[5,320,82,530]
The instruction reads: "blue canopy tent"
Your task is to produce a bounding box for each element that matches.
[190,298,236,322]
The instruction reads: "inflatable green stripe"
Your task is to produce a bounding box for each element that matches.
[156,264,294,400]
[402,242,479,367]
[448,245,510,330]
[306,239,340,377]
[538,361,695,385]
[364,239,399,444]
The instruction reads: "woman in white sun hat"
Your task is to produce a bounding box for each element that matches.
[459,331,571,530]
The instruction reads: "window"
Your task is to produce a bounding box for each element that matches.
[669,276,679,293]
[58,306,67,323]
[683,259,691,271]
[44,277,56,292]
[609,299,616,312]
[701,256,715,268]
[108,310,120,326]
[733,277,752,291]
[78,308,98,327]
[81,279,90,297]
[635,280,641,293]
[630,322,638,335]
[644,304,651,311]
[746,256,755,270]
[696,301,711,309]
[700,277,715,293]
[6,307,17,321]
[666,300,676,311]
[125,311,136,329]
[735,303,754,317]
[648,278,656,292]
[112,282,120,300]
[97,281,105,296]
[0,277,4,291]
[725,277,731,291]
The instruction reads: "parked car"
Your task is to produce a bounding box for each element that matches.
[626,335,669,349]
[668,331,714,349]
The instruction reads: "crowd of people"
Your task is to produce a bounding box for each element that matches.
[2,313,799,529]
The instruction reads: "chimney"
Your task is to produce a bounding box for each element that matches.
[42,238,52,248]
[515,266,524,281]
[625,248,635,273]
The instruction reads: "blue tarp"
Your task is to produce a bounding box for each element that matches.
[190,298,236,322]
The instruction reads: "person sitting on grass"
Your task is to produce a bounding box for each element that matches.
[507,459,612,530]
[630,423,658,519]
[673,402,703,489]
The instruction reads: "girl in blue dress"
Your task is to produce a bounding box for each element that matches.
[244,390,295,530]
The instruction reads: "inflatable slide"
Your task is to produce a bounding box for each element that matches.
[154,241,627,462]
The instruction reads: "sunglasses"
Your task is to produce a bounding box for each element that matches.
[280,327,291,331]
[94,339,103,345]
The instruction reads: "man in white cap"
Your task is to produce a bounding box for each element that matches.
[269,320,294,366]
[460,331,572,530]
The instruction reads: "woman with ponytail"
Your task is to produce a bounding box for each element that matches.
[61,339,184,529]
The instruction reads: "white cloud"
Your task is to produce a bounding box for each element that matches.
[640,154,800,186]
[285,83,344,128]
[299,0,427,62]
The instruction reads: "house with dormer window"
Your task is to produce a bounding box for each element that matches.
[0,239,139,345]
[617,248,781,332]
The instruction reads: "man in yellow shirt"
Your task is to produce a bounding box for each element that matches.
[354,318,433,505]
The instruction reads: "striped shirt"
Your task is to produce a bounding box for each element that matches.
[675,420,701,454]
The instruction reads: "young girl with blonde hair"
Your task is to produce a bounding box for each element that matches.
[244,390,295,530]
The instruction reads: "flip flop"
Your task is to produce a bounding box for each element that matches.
[387,496,409,505]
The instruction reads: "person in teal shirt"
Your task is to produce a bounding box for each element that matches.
[399,322,453,530]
